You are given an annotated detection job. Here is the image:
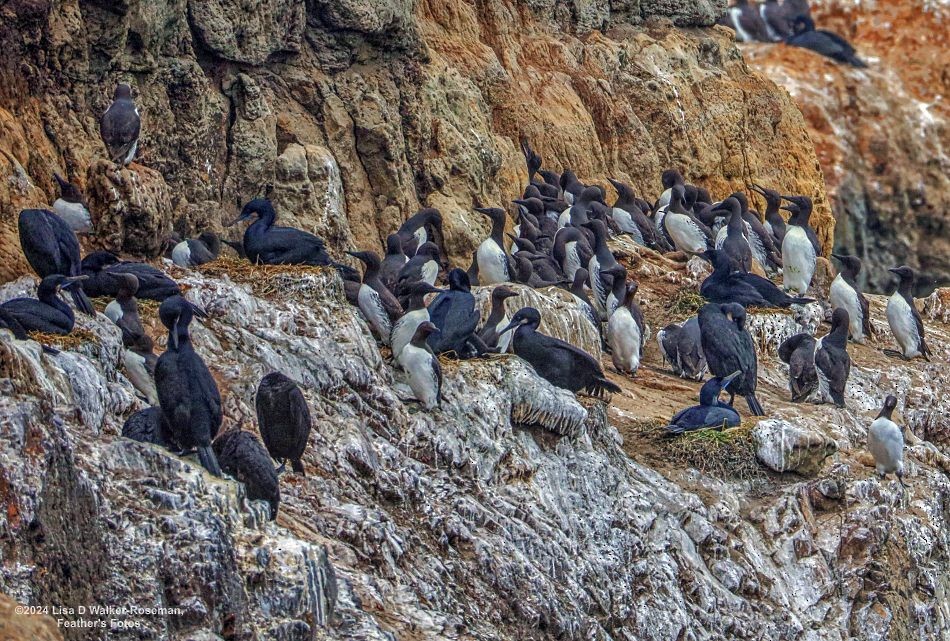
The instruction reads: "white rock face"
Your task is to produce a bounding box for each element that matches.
[1,274,949,641]
[753,419,838,475]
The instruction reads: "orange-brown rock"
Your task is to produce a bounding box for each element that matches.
[0,593,62,641]
[743,0,949,293]
[0,0,831,283]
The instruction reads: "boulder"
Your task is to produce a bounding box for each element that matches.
[753,419,837,476]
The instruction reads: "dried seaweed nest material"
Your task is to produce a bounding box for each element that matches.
[666,287,707,322]
[665,423,765,482]
[92,296,162,317]
[28,328,99,350]
[197,257,342,303]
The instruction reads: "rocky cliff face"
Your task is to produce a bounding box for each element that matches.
[743,0,949,295]
[1,0,833,283]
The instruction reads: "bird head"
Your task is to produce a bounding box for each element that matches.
[499,307,541,335]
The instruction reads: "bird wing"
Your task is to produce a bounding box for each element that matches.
[254,227,329,265]
[778,333,814,364]
[910,304,932,358]
[859,292,872,338]
[815,343,850,402]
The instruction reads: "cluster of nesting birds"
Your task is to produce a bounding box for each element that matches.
[720,0,867,67]
[2,83,928,520]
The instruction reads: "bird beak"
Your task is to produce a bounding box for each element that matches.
[62,275,88,289]
[721,370,741,390]
[499,318,523,334]
[607,178,622,190]
[779,205,794,212]
[512,199,529,207]
[226,211,252,226]
[188,302,208,319]
[887,267,900,274]
[831,253,844,261]
[749,183,765,195]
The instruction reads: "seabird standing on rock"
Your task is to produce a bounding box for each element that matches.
[603,264,628,319]
[100,83,141,166]
[255,372,312,475]
[172,232,222,268]
[607,282,646,376]
[124,334,159,406]
[700,249,811,308]
[569,268,601,330]
[391,281,443,362]
[155,295,222,477]
[80,251,180,301]
[103,273,158,404]
[761,0,792,40]
[780,195,819,295]
[885,266,931,361]
[478,285,519,354]
[664,372,742,436]
[212,430,280,520]
[750,183,786,245]
[655,169,684,211]
[778,307,851,407]
[657,316,706,380]
[699,302,765,416]
[830,254,872,344]
[553,227,591,283]
[397,208,443,256]
[663,185,710,255]
[0,274,87,335]
[380,233,408,295]
[475,207,511,285]
[398,321,443,410]
[349,250,403,346]
[584,219,620,316]
[18,208,95,315]
[786,15,867,67]
[606,178,649,246]
[52,174,91,233]
[868,395,906,487]
[500,307,621,397]
[230,199,333,267]
[427,268,488,357]
[713,197,753,273]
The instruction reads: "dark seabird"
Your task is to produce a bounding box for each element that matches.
[569,268,601,329]
[830,254,872,344]
[725,0,773,41]
[380,233,408,295]
[713,197,753,273]
[700,249,812,308]
[391,281,443,361]
[655,169,685,211]
[465,249,480,287]
[213,430,280,520]
[780,195,820,295]
[426,268,488,357]
[786,16,867,67]
[779,307,851,407]
[478,285,519,354]
[521,139,543,182]
[122,407,176,449]
[397,208,443,256]
[553,226,592,282]
[154,295,222,477]
[583,219,620,316]
[18,208,95,315]
[782,0,811,23]
[0,308,29,340]
[750,183,786,245]
[560,170,585,205]
[607,178,657,248]
[760,0,792,40]
[663,185,710,254]
[500,307,621,397]
[52,173,92,233]
[698,302,764,416]
[885,266,931,361]
[80,251,180,301]
[868,395,905,486]
[0,274,86,335]
[734,191,783,272]
[398,321,443,410]
[397,242,441,292]
[607,282,645,376]
[603,264,628,319]
[475,207,511,285]
[256,372,312,475]
[172,232,222,268]
[103,273,146,345]
[100,83,141,166]
[664,372,742,436]
[230,199,333,267]
[348,250,403,346]
[657,316,706,380]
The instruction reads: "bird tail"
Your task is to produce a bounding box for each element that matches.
[663,424,686,437]
[847,55,867,68]
[72,288,96,316]
[198,446,223,477]
[789,296,814,305]
[746,393,765,417]
[291,458,306,476]
[587,377,622,399]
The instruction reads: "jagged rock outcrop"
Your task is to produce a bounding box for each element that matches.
[743,0,949,294]
[0,0,830,282]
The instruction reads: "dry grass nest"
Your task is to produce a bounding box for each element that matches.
[29,328,99,350]
[629,418,764,482]
[666,287,707,322]
[197,257,339,302]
